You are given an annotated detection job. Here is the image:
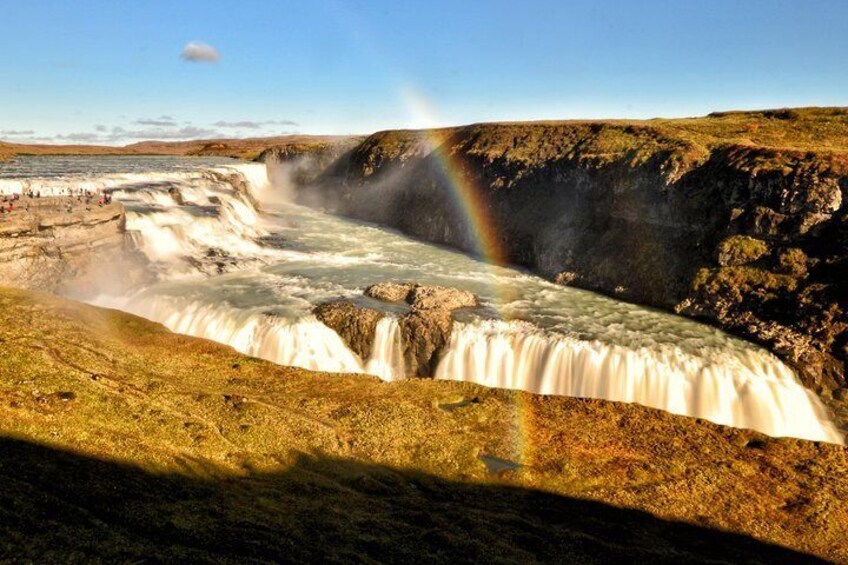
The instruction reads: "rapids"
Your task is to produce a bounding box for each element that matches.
[1,155,842,444]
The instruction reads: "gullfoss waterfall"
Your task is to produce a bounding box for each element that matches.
[9,156,839,444]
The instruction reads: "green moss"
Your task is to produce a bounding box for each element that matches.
[693,266,798,303]
[717,236,770,267]
[777,248,809,277]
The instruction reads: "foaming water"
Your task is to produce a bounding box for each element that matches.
[365,318,406,382]
[128,293,365,374]
[121,291,405,382]
[435,321,842,444]
[4,156,842,444]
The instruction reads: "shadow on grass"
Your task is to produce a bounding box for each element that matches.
[0,436,825,564]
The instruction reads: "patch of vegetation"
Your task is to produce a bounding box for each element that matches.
[693,266,798,304]
[717,235,770,266]
[777,248,810,277]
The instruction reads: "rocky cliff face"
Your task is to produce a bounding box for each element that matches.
[0,199,147,296]
[275,109,848,395]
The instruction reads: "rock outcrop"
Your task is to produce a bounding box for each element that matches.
[281,108,848,395]
[0,199,148,295]
[313,301,384,360]
[315,282,478,376]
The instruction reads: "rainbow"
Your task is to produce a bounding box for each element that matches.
[419,129,509,267]
[405,88,537,462]
[402,86,509,269]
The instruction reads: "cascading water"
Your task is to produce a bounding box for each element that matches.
[435,320,842,443]
[127,294,365,373]
[5,155,842,444]
[364,317,405,382]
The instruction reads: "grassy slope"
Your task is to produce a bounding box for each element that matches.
[343,107,848,183]
[0,287,846,562]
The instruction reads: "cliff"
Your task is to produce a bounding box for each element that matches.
[1,287,846,562]
[0,198,148,295]
[279,108,848,395]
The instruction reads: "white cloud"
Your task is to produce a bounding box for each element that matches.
[119,125,222,140]
[213,119,299,129]
[46,125,223,145]
[0,130,35,136]
[135,118,178,126]
[181,42,220,62]
[214,120,263,129]
[55,132,102,142]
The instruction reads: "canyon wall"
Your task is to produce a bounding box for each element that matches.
[274,109,848,394]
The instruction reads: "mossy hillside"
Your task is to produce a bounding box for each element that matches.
[1,287,847,562]
[0,135,355,162]
[693,266,798,305]
[342,107,848,187]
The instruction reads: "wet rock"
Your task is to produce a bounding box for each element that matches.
[406,284,477,311]
[365,281,414,303]
[314,301,384,360]
[554,271,579,286]
[369,283,478,376]
[365,282,477,311]
[399,308,454,377]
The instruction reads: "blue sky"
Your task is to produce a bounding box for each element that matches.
[1,0,846,144]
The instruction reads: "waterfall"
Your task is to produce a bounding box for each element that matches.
[56,158,839,445]
[364,317,405,382]
[123,293,408,382]
[106,164,277,274]
[126,294,365,374]
[434,320,843,444]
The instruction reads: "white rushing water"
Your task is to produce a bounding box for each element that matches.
[365,318,406,382]
[1,155,842,444]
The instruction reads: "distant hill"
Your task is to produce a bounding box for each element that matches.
[0,134,359,162]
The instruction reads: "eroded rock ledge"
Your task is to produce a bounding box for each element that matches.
[0,199,149,295]
[315,282,477,376]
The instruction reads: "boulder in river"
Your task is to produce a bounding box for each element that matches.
[316,283,479,377]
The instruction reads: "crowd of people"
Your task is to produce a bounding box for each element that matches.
[0,188,113,219]
[0,192,26,215]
